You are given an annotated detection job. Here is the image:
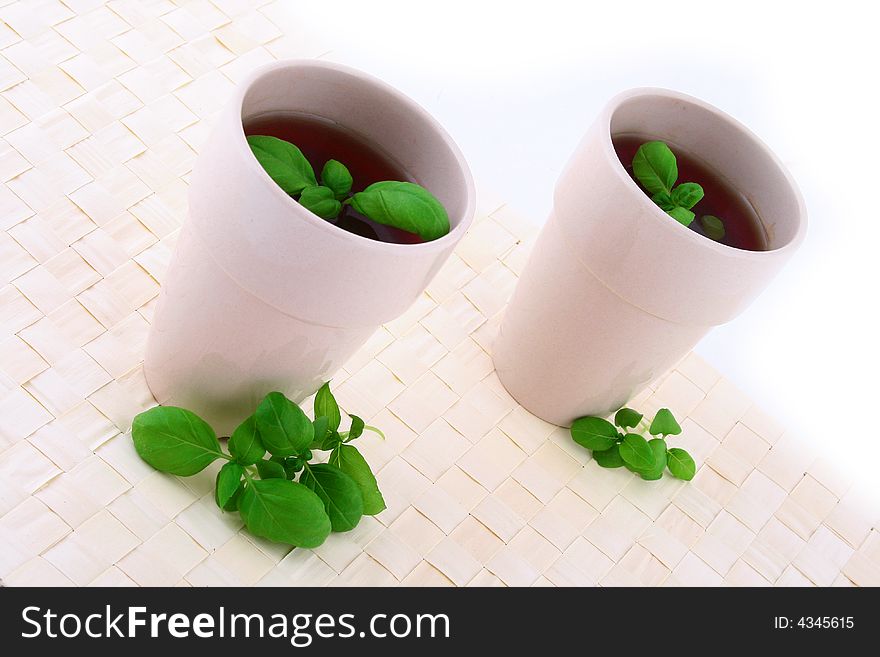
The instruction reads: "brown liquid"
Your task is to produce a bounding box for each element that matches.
[613,135,767,251]
[244,112,423,244]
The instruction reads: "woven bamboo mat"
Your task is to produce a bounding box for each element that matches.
[1,0,879,588]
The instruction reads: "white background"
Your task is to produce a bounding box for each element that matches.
[279,1,879,498]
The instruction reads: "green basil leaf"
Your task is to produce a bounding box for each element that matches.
[321,159,353,199]
[346,415,365,441]
[593,444,625,468]
[300,463,364,532]
[281,456,304,479]
[649,408,682,436]
[667,206,695,227]
[227,414,265,465]
[257,459,287,479]
[131,406,224,476]
[299,185,342,220]
[247,135,317,195]
[700,215,726,241]
[570,416,618,451]
[216,479,244,512]
[255,391,314,457]
[314,382,341,433]
[651,191,675,211]
[320,431,342,451]
[331,444,385,515]
[619,433,655,471]
[216,462,244,508]
[667,448,697,481]
[614,407,643,430]
[349,181,449,241]
[310,417,330,451]
[239,478,331,547]
[632,141,677,196]
[640,438,668,480]
[670,182,704,210]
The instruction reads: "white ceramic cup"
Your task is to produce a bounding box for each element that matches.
[493,88,806,426]
[144,60,475,433]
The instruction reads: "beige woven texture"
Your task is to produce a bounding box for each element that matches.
[1,0,879,588]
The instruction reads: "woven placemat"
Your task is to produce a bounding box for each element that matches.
[1,0,878,587]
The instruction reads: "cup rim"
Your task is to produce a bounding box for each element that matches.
[232,59,476,254]
[601,87,808,260]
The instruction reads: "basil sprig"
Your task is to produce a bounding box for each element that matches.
[247,135,449,242]
[631,140,726,242]
[571,407,696,482]
[131,382,385,548]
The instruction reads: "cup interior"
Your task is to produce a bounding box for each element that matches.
[609,94,803,251]
[239,62,472,233]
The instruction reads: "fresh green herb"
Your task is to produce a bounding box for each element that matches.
[246,135,317,195]
[131,383,385,547]
[348,181,450,241]
[619,433,654,471]
[649,408,682,437]
[614,407,643,430]
[300,462,364,532]
[700,214,726,241]
[570,416,618,451]
[666,448,696,481]
[248,136,449,241]
[131,406,227,476]
[570,407,696,482]
[255,391,313,458]
[299,185,342,219]
[330,443,386,515]
[632,140,726,242]
[321,159,353,199]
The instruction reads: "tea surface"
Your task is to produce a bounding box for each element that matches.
[613,135,767,251]
[245,112,423,244]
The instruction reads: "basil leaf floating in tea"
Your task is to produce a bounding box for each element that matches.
[247,134,450,241]
[632,140,678,196]
[330,444,386,515]
[671,182,704,209]
[570,416,618,451]
[349,181,450,241]
[321,159,353,199]
[131,406,227,476]
[299,185,342,220]
[227,414,265,465]
[666,447,697,481]
[701,214,726,241]
[300,462,364,532]
[651,191,675,211]
[633,141,708,228]
[256,391,314,457]
[247,135,317,195]
[239,478,331,547]
[667,206,696,227]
